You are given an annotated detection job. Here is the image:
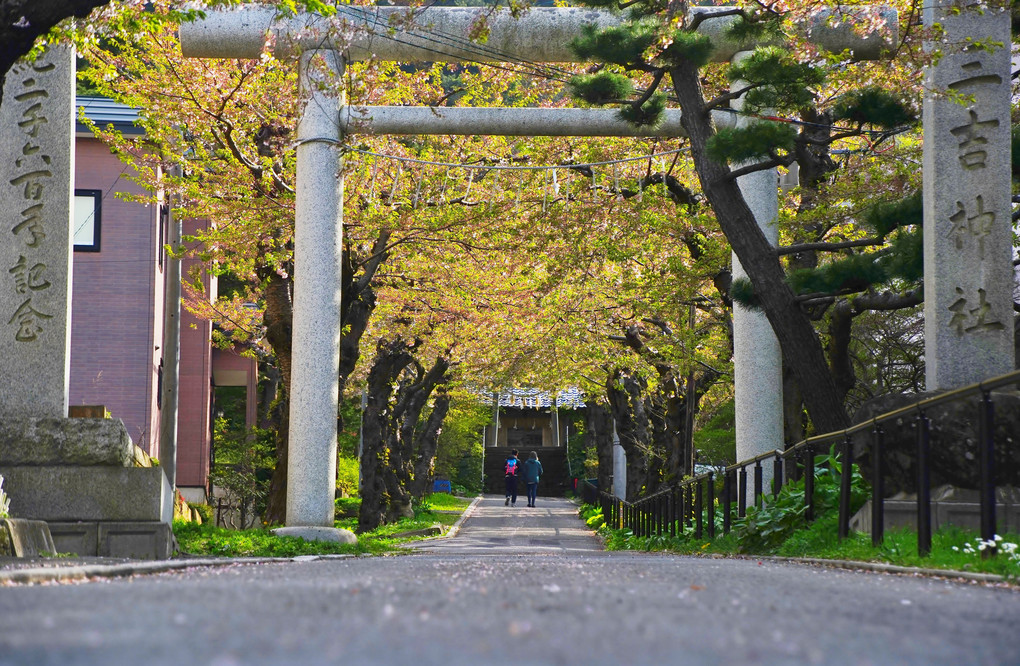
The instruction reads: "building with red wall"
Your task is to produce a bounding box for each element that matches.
[72,97,255,504]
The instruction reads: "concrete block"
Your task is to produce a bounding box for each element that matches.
[938,502,983,532]
[0,466,171,522]
[0,416,134,466]
[98,522,173,560]
[0,518,55,556]
[48,521,98,556]
[853,498,1013,536]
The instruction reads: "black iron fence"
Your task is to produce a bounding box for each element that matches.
[585,368,1020,558]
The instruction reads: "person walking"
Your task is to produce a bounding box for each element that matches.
[504,449,521,507]
[522,450,544,508]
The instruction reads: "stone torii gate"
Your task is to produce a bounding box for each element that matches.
[180,3,1012,528]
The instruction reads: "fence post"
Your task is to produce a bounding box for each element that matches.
[738,466,748,518]
[838,434,854,541]
[916,411,932,557]
[871,425,885,547]
[754,461,763,508]
[804,445,815,523]
[669,488,676,537]
[979,390,997,558]
[772,454,783,499]
[706,472,715,538]
[723,470,733,534]
[695,481,703,539]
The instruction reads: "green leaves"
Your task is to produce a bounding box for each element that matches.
[728,46,825,112]
[569,71,634,105]
[788,251,891,296]
[706,122,797,164]
[732,457,869,553]
[569,22,714,69]
[658,30,714,68]
[729,277,759,310]
[863,191,922,239]
[724,13,783,45]
[570,22,657,68]
[619,93,666,127]
[831,86,916,130]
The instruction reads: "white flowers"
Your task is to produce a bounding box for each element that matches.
[953,535,1020,563]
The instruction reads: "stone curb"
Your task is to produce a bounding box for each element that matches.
[445,495,482,539]
[401,493,481,546]
[0,554,356,585]
[756,555,1009,583]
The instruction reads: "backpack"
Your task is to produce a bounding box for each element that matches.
[504,457,519,477]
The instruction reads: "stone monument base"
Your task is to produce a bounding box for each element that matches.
[0,417,173,560]
[48,521,173,559]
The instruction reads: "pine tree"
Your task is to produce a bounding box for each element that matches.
[567,3,919,433]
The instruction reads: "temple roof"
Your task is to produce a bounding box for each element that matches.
[490,387,585,409]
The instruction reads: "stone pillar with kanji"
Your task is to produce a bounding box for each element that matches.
[923,0,1015,389]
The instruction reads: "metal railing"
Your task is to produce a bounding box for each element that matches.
[585,368,1020,558]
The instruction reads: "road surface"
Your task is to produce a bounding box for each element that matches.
[1,495,1017,665]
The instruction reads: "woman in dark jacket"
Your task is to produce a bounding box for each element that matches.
[521,451,544,508]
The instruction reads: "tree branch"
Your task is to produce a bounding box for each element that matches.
[777,236,886,256]
[725,156,789,181]
[705,84,756,111]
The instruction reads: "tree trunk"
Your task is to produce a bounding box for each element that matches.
[782,365,805,447]
[605,368,654,499]
[409,386,452,500]
[261,270,293,525]
[358,337,453,529]
[386,352,452,518]
[670,63,850,433]
[828,300,857,403]
[357,338,414,532]
[586,399,615,496]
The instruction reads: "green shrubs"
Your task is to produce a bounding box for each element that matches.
[335,497,361,519]
[579,503,605,529]
[732,448,868,553]
[192,503,214,524]
[336,455,359,498]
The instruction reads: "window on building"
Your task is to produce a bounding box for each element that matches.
[73,189,102,252]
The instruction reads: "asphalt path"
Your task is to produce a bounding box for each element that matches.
[410,494,600,555]
[1,495,1018,666]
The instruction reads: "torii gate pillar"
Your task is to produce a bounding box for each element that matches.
[286,50,345,526]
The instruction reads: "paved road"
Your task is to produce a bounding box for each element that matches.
[410,495,600,555]
[2,495,1019,665]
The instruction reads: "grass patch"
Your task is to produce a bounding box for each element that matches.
[177,493,475,558]
[423,492,475,512]
[173,520,377,558]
